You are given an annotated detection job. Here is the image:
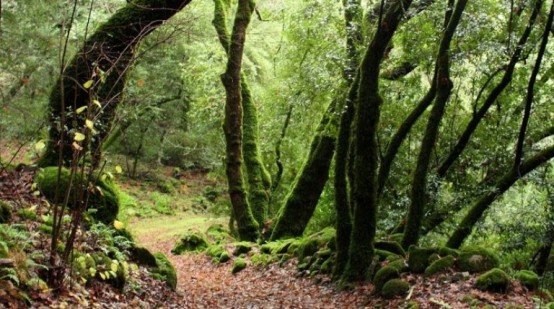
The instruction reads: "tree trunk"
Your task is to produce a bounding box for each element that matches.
[340,0,413,284]
[270,100,339,240]
[221,0,259,241]
[39,0,191,167]
[401,0,468,249]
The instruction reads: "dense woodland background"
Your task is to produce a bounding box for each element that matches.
[1,0,554,307]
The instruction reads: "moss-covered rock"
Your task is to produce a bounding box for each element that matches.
[152,252,177,290]
[172,231,209,255]
[206,224,232,243]
[219,251,231,263]
[205,244,225,259]
[36,167,120,224]
[514,270,539,291]
[424,255,455,277]
[375,241,405,257]
[407,246,437,273]
[375,249,402,262]
[0,201,13,223]
[475,268,510,293]
[297,238,320,263]
[457,246,499,273]
[232,258,247,274]
[132,246,157,267]
[320,256,334,274]
[260,239,295,255]
[381,279,410,298]
[373,266,400,293]
[438,247,459,258]
[232,241,253,256]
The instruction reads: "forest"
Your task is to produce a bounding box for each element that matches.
[1,0,554,307]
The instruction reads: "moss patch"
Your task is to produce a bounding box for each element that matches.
[514,270,539,291]
[36,167,120,224]
[457,246,499,273]
[232,258,247,274]
[475,268,510,293]
[171,230,209,255]
[375,241,405,257]
[381,279,410,298]
[152,252,177,290]
[232,241,253,256]
[424,255,455,277]
[373,266,400,293]
[407,246,437,273]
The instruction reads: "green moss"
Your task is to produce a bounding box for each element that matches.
[457,246,499,273]
[438,247,459,257]
[297,238,320,263]
[514,270,539,291]
[380,279,410,298]
[219,252,231,263]
[407,246,437,273]
[260,239,295,255]
[375,241,405,257]
[152,252,177,290]
[16,208,37,220]
[427,253,441,264]
[388,259,408,272]
[232,258,247,274]
[232,241,253,256]
[171,231,209,255]
[0,201,12,223]
[320,257,334,274]
[36,167,120,224]
[251,253,276,268]
[206,224,232,243]
[424,255,455,277]
[132,247,157,267]
[475,268,510,293]
[205,245,225,259]
[373,266,400,293]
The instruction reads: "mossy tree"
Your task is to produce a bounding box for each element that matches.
[213,0,271,231]
[40,0,192,167]
[219,0,260,241]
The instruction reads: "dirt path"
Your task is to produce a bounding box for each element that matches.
[130,215,371,308]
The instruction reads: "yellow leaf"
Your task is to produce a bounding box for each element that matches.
[74,132,85,142]
[83,80,93,89]
[35,140,45,151]
[76,106,87,114]
[115,165,123,174]
[93,100,102,108]
[113,220,124,230]
[72,142,83,151]
[137,79,145,87]
[85,119,94,130]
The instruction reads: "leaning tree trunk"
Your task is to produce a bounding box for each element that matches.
[401,0,468,249]
[270,99,339,240]
[220,0,260,241]
[39,0,192,167]
[340,0,413,284]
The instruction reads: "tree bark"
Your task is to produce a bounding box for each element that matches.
[401,0,468,249]
[221,0,260,241]
[340,0,413,284]
[39,0,192,167]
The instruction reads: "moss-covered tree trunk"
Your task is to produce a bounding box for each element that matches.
[220,0,260,241]
[39,0,191,167]
[213,0,270,232]
[270,100,339,240]
[401,0,468,249]
[340,0,413,284]
[446,145,554,248]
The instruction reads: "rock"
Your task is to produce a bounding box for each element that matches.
[171,231,208,255]
[514,270,539,291]
[407,246,437,273]
[424,255,455,277]
[152,252,177,290]
[457,246,499,273]
[475,268,510,293]
[373,266,400,293]
[232,258,247,274]
[381,279,410,298]
[232,241,253,256]
[132,246,157,267]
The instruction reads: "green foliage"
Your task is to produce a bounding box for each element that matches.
[373,266,400,294]
[171,230,209,255]
[232,242,253,256]
[250,253,276,268]
[231,258,247,274]
[475,268,510,293]
[380,279,410,299]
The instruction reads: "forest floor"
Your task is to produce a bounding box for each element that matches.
[0,155,545,308]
